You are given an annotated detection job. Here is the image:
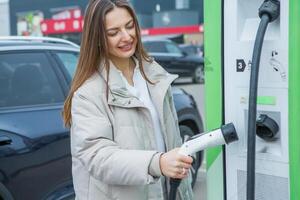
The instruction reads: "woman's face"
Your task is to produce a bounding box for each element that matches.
[105,7,137,60]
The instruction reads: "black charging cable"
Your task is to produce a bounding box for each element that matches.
[169,178,181,200]
[247,1,280,200]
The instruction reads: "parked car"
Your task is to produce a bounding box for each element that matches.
[0,37,203,200]
[142,38,204,83]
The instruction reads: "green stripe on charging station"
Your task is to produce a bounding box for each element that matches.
[257,96,276,105]
[204,1,224,200]
[204,0,223,170]
[289,0,300,199]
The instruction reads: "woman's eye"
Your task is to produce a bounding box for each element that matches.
[107,31,118,36]
[126,23,135,29]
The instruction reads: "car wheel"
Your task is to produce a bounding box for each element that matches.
[179,125,203,188]
[193,66,204,84]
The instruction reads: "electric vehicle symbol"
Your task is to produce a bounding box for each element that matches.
[269,57,286,81]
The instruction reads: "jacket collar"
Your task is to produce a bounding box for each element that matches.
[98,57,178,108]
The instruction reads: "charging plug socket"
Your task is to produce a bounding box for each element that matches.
[256,114,279,141]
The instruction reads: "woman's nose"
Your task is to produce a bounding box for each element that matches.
[120,29,131,40]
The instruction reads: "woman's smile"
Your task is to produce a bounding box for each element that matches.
[118,42,134,52]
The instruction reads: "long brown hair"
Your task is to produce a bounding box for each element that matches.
[63,0,152,127]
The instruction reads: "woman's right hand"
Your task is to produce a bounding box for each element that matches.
[159,148,193,179]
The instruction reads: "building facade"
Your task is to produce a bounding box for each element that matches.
[8,0,203,44]
[0,0,10,36]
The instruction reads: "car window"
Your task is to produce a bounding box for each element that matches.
[143,42,168,53]
[0,52,65,108]
[55,52,78,78]
[143,41,183,56]
[165,42,182,55]
[182,46,194,54]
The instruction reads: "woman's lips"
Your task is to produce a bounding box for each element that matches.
[118,42,133,52]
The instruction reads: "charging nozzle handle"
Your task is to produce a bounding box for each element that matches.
[168,123,238,200]
[178,123,238,156]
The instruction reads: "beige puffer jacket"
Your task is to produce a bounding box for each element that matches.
[70,59,194,200]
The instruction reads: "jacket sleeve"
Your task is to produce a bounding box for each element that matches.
[70,90,161,185]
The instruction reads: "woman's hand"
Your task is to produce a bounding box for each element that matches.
[159,148,193,179]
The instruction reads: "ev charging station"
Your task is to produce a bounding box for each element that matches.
[204,0,300,200]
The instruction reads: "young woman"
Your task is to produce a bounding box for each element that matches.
[63,0,194,199]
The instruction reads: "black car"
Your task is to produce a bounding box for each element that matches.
[0,36,203,200]
[142,38,204,83]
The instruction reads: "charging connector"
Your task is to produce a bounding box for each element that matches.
[259,0,280,22]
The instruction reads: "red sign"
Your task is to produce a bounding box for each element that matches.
[41,18,84,35]
[41,18,203,35]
